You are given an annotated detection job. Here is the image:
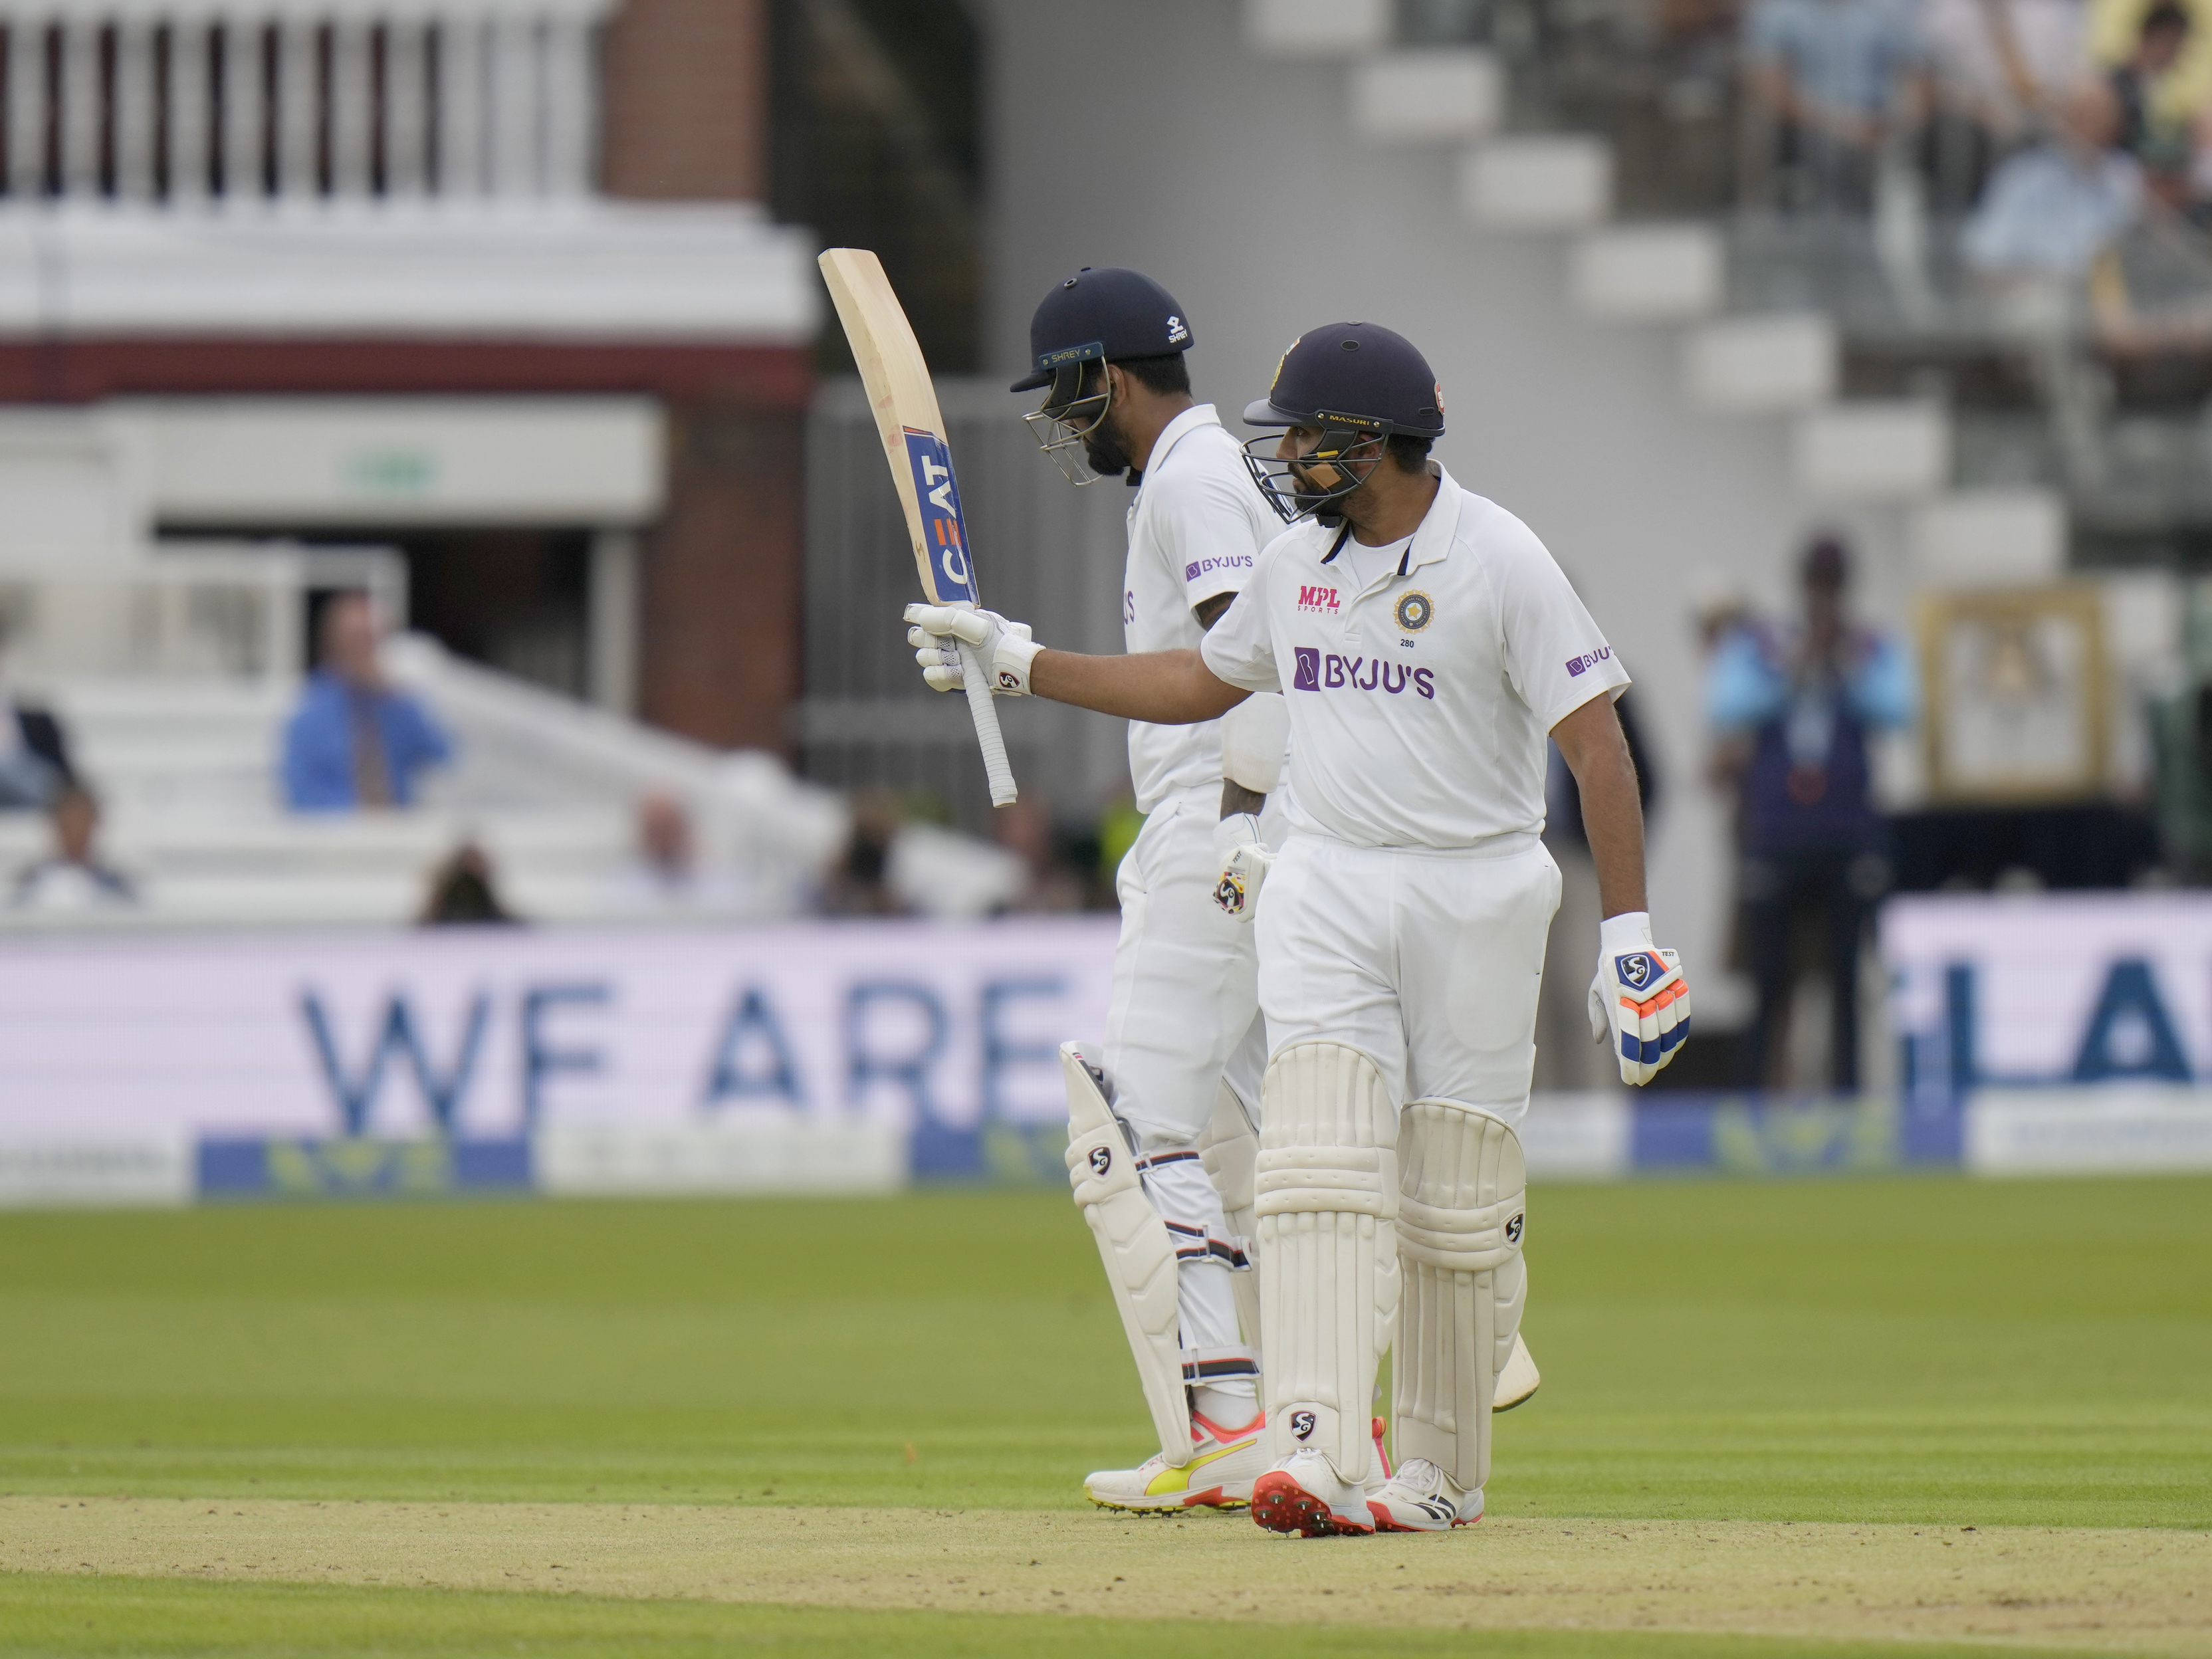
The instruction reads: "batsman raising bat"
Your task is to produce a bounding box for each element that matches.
[905,271,1539,1513]
[910,319,1685,1535]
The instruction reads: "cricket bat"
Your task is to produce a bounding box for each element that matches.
[818,247,1017,808]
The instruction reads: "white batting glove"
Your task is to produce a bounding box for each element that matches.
[1210,813,1273,923]
[904,603,1042,697]
[1587,911,1690,1086]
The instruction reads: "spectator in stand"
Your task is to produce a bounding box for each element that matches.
[10,784,136,913]
[605,790,752,918]
[0,620,74,810]
[282,593,453,812]
[991,798,1086,915]
[1745,0,1932,207]
[1961,75,2144,277]
[1708,536,1915,1091]
[2109,1,2195,195]
[420,841,515,925]
[817,790,909,917]
[1926,0,2093,145]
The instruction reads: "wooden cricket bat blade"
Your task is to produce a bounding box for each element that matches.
[818,247,1017,807]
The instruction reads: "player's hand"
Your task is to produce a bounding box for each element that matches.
[1586,911,1690,1086]
[1210,813,1273,923]
[905,603,1042,696]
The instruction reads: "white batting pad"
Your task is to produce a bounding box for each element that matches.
[1394,1100,1527,1490]
[1255,1042,1400,1482]
[1061,1042,1188,1460]
[1197,1078,1262,1346]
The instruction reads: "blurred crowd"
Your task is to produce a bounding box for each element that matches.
[1737,0,2212,342]
[0,588,1127,929]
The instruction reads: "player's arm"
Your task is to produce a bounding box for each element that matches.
[905,603,1246,725]
[1192,593,1266,817]
[1550,693,1646,919]
[1032,645,1247,724]
[1552,691,1689,1085]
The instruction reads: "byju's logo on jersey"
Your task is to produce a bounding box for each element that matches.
[1291,649,1436,701]
[1184,554,1253,584]
[1297,585,1340,615]
[1565,645,1612,678]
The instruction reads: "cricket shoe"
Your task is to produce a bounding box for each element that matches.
[1083,1408,1268,1512]
[1365,1456,1484,1532]
[1250,1446,1378,1537]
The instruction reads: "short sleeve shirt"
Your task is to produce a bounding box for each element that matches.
[1121,405,1281,810]
[1200,466,1629,849]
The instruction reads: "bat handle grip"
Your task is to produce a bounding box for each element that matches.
[956,639,1018,808]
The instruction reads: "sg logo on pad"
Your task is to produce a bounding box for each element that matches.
[1289,1409,1317,1440]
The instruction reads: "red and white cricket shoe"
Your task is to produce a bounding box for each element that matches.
[1250,1443,1377,1537]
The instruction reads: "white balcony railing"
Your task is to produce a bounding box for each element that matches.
[0,0,612,205]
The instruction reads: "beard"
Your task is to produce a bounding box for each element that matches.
[1289,459,1351,522]
[1081,415,1133,479]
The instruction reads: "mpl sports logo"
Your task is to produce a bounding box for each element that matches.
[1565,645,1612,678]
[902,427,978,604]
[1293,646,1435,700]
[1184,554,1254,584]
[1297,584,1340,615]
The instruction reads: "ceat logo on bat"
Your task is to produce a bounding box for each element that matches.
[903,427,979,604]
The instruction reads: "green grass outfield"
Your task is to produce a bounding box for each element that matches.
[1,1176,2207,1655]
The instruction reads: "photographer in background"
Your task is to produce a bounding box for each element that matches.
[1708,536,1914,1091]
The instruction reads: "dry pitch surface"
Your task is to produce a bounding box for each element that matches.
[3,1495,2204,1654]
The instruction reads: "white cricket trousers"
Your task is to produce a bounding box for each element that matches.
[1258,832,1562,1125]
[1105,785,1268,1357]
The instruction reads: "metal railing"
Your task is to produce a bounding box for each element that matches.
[0,0,611,204]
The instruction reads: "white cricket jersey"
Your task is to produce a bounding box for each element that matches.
[1199,464,1630,849]
[1121,404,1279,812]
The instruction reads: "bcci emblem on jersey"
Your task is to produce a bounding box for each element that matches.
[1394,589,1434,633]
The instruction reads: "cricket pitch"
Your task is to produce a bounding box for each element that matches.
[2,1495,2203,1654]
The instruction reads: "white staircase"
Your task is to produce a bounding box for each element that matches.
[1243,0,1971,521]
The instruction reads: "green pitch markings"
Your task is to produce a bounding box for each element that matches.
[0,1180,2206,1527]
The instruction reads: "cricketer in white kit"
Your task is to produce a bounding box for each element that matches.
[907,320,1688,1537]
[986,267,1287,1510]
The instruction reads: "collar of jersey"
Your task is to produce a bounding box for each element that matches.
[1143,403,1222,479]
[1316,462,1464,596]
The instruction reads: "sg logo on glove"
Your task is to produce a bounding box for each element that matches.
[1213,870,1249,917]
[1087,1146,1113,1176]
